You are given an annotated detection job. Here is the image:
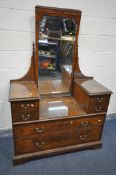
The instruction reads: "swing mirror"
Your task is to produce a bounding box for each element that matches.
[38,15,77,95]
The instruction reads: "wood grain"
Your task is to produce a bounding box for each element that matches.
[9,81,40,101]
[38,80,69,95]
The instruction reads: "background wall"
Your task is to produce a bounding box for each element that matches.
[0,0,116,130]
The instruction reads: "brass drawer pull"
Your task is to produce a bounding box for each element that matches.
[35,126,45,133]
[21,114,31,121]
[95,106,102,112]
[79,135,87,140]
[35,141,45,148]
[21,103,35,109]
[96,97,104,103]
[80,121,89,127]
[21,104,30,109]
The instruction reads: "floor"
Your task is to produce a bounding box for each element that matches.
[0,118,116,175]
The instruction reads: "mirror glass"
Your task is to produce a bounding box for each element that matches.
[38,15,76,95]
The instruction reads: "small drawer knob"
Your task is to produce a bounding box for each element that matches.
[70,121,73,124]
[98,119,101,123]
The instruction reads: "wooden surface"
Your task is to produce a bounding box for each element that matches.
[35,5,81,15]
[38,80,69,95]
[75,79,112,95]
[11,100,39,123]
[9,81,40,101]
[9,5,112,165]
[72,81,90,112]
[13,141,102,165]
[12,109,39,123]
[13,112,105,163]
[72,80,111,114]
[39,96,86,119]
[15,128,101,155]
[62,65,72,89]
[14,114,105,139]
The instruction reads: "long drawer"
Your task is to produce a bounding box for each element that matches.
[14,114,105,139]
[15,128,101,155]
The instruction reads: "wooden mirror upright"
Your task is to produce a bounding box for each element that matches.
[9,6,112,165]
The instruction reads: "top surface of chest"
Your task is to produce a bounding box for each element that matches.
[9,81,40,101]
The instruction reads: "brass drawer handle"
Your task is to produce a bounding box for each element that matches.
[21,104,30,109]
[21,114,31,121]
[80,121,89,127]
[21,103,35,109]
[35,141,45,148]
[79,135,87,140]
[96,97,104,103]
[35,126,45,133]
[95,106,102,112]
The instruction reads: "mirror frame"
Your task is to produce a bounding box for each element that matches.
[35,6,82,92]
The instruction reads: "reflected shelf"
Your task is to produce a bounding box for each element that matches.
[39,34,75,42]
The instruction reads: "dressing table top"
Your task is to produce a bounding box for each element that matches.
[75,79,112,96]
[9,81,40,101]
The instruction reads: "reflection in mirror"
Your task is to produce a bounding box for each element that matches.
[38,16,76,95]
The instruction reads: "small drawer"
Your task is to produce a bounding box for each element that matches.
[14,114,105,139]
[11,100,39,111]
[12,110,39,123]
[89,95,110,113]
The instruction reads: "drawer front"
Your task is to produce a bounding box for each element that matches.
[14,115,105,139]
[15,133,76,155]
[89,95,110,113]
[11,100,39,111]
[12,110,39,123]
[15,128,101,155]
[70,115,105,130]
[78,127,101,143]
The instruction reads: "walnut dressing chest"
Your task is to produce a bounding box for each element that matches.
[9,6,112,165]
